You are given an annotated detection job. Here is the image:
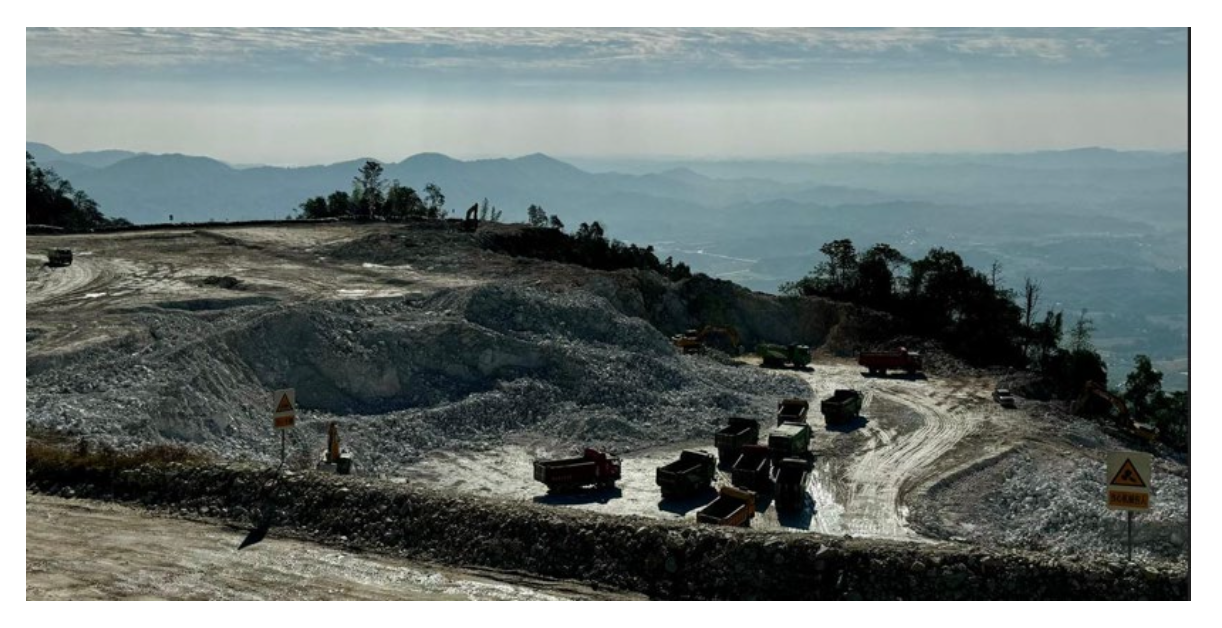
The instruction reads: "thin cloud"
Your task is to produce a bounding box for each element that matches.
[26,27,1186,75]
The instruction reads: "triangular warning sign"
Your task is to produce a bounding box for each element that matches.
[275,394,295,414]
[1110,458,1147,488]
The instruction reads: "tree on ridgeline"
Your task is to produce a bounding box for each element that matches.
[424,183,446,219]
[292,163,446,221]
[354,160,385,219]
[26,152,130,231]
[527,204,548,227]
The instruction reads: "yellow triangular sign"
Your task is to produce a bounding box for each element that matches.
[1110,458,1147,488]
[275,394,295,414]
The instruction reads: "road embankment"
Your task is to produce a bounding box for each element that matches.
[26,444,1186,600]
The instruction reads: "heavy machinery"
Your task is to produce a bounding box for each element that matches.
[656,450,717,499]
[461,202,480,231]
[776,398,810,425]
[317,422,354,475]
[858,347,923,376]
[758,343,811,369]
[533,448,622,493]
[672,325,741,354]
[992,388,1017,409]
[1072,381,1159,442]
[820,389,863,424]
[730,444,773,492]
[773,456,814,512]
[46,248,73,267]
[696,486,757,527]
[714,417,760,464]
[767,422,812,461]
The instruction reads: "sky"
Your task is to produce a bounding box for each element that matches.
[26,27,1189,166]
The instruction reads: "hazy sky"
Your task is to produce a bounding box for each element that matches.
[26,27,1188,166]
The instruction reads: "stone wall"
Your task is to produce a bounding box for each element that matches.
[26,460,1188,600]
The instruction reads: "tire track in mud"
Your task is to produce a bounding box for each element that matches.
[799,366,983,541]
[26,256,115,307]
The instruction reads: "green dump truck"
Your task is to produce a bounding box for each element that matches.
[820,389,863,425]
[758,343,811,369]
[656,450,717,499]
[768,422,812,461]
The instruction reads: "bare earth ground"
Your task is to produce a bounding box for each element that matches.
[27,223,1188,598]
[401,360,1014,542]
[26,493,637,600]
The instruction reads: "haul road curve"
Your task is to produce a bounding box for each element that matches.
[403,360,1019,542]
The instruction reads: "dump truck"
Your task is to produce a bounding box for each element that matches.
[672,325,741,355]
[858,347,923,375]
[730,444,773,492]
[656,450,717,499]
[992,388,1017,409]
[46,248,73,267]
[533,448,622,493]
[715,417,760,462]
[696,486,757,527]
[776,398,810,425]
[820,389,863,425]
[767,422,812,461]
[758,343,811,368]
[773,456,814,511]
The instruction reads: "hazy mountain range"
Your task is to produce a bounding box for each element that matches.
[26,141,1188,389]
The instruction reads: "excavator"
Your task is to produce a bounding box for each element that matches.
[317,422,354,474]
[1071,381,1159,443]
[672,325,742,355]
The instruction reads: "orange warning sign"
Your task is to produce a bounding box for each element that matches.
[1109,459,1147,488]
[275,394,295,415]
[274,414,296,429]
[1108,490,1149,510]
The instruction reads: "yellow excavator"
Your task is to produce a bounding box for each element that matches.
[672,325,742,355]
[1072,381,1158,442]
[317,422,354,474]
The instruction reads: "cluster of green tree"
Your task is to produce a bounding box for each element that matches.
[526,204,564,230]
[296,161,448,220]
[1122,355,1189,450]
[783,238,1188,450]
[781,240,1026,366]
[26,152,130,231]
[480,219,693,281]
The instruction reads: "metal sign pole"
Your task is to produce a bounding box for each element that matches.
[1127,511,1133,561]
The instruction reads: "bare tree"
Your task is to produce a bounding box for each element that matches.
[990,260,1003,288]
[1022,276,1041,330]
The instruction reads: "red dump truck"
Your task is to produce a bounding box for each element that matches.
[715,417,760,463]
[773,456,814,511]
[776,398,810,425]
[858,348,923,376]
[533,448,622,493]
[731,444,773,492]
[656,450,717,499]
[696,486,757,527]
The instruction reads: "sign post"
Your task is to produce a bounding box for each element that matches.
[271,388,297,467]
[1106,451,1152,561]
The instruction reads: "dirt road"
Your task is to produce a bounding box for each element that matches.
[402,360,1014,541]
[26,493,636,600]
